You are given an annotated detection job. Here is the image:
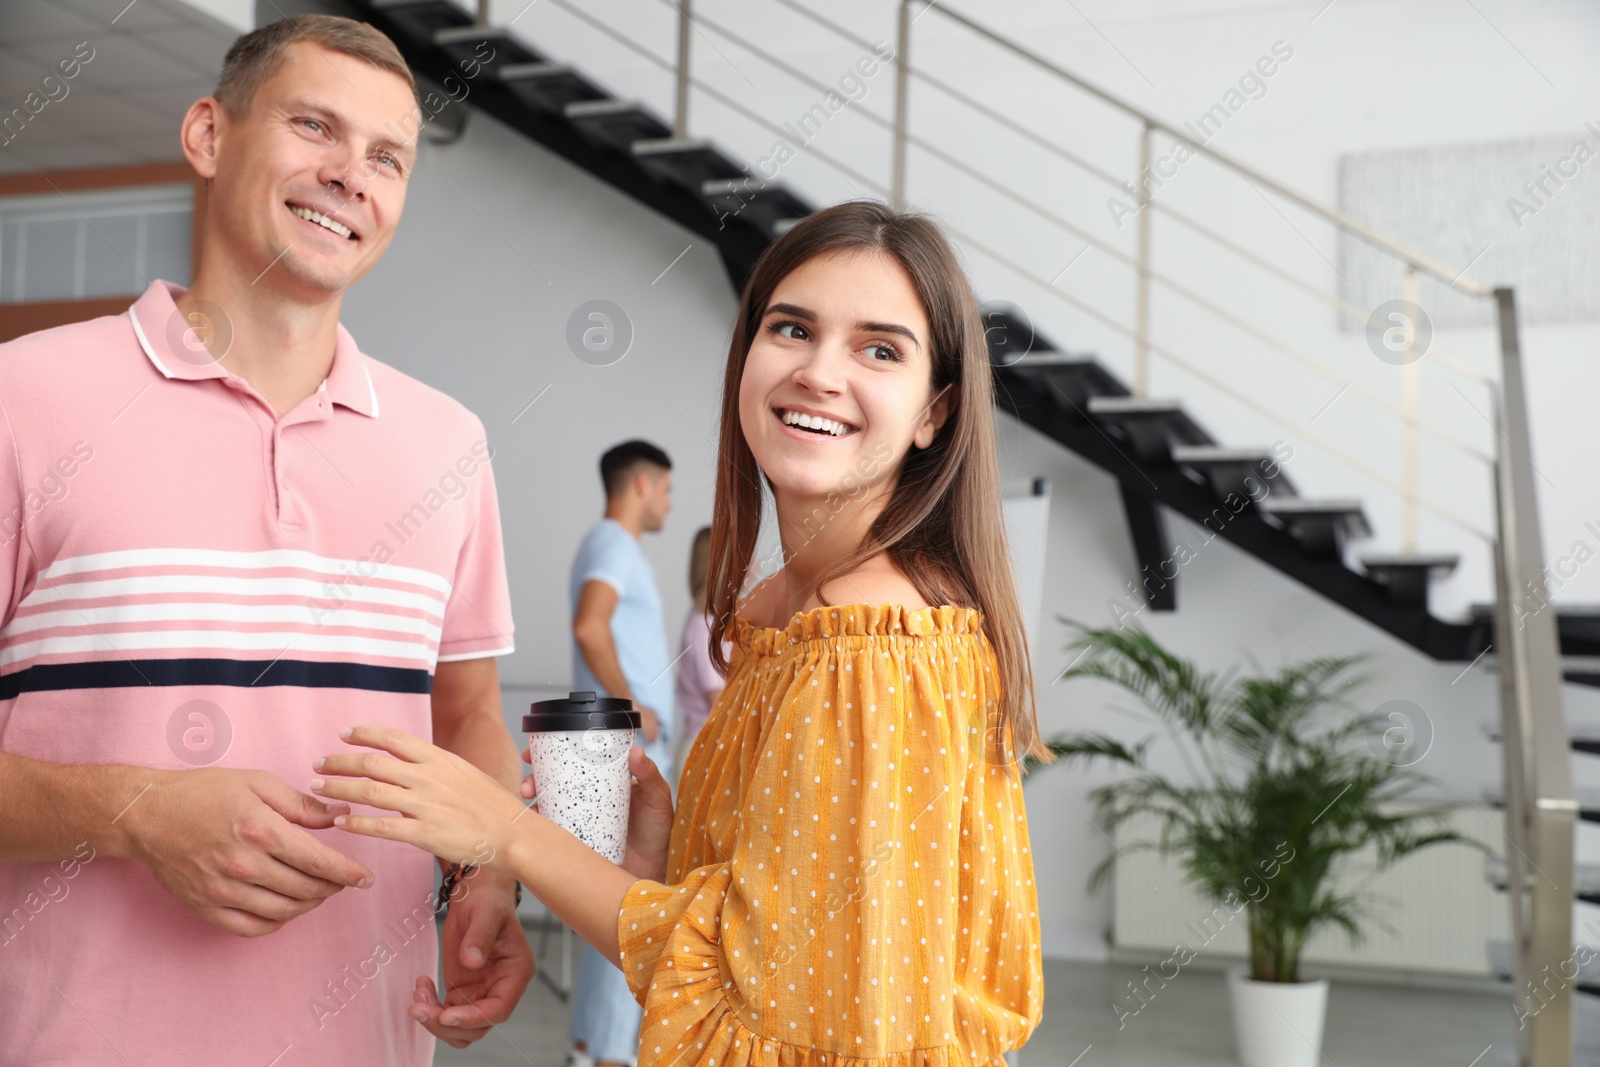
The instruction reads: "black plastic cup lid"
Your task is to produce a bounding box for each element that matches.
[524,691,642,733]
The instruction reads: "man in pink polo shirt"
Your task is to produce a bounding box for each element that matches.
[0,14,534,1065]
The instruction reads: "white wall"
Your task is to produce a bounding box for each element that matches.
[209,0,1600,963]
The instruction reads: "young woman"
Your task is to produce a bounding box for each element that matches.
[312,201,1049,1064]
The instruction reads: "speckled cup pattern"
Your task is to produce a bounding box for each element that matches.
[527,727,634,863]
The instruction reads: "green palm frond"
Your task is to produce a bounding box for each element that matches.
[1044,619,1481,984]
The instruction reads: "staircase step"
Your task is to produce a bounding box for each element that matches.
[1170,445,1297,502]
[699,181,809,237]
[498,62,608,111]
[996,353,1130,417]
[371,0,471,45]
[1466,604,1600,685]
[1488,939,1600,996]
[1488,715,1600,756]
[1085,396,1215,463]
[976,306,1058,368]
[1257,497,1372,558]
[631,138,749,186]
[432,24,545,73]
[1359,552,1460,609]
[1486,786,1600,824]
[1486,856,1600,904]
[563,100,672,151]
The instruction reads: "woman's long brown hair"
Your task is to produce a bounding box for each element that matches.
[705,200,1051,764]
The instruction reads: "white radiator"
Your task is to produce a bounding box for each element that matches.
[1112,807,1508,976]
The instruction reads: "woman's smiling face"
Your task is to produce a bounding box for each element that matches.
[738,248,947,502]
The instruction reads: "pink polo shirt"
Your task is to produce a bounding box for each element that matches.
[0,280,515,1066]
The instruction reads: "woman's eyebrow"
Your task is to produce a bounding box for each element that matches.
[764,304,922,351]
[763,302,815,321]
[858,321,920,350]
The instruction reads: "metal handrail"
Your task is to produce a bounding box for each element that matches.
[634,0,1494,465]
[920,3,1493,299]
[1490,291,1575,1067]
[747,0,1497,397]
[513,6,1576,1058]
[941,218,1494,541]
[541,0,889,195]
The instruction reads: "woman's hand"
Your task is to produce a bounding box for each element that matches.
[518,743,674,882]
[623,746,674,881]
[312,726,528,871]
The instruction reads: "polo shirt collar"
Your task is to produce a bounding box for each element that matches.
[127,279,380,418]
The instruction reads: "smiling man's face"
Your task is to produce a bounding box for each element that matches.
[197,41,419,299]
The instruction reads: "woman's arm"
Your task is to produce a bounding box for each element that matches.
[312,726,673,964]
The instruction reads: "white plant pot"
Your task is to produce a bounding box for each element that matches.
[1225,966,1328,1067]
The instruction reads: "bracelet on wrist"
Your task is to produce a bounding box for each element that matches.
[437,861,522,913]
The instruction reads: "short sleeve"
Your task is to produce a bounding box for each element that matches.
[435,426,514,662]
[0,393,32,630]
[615,611,1042,1065]
[574,521,633,597]
[680,612,725,698]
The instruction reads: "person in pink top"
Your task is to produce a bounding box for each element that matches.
[671,526,726,781]
[0,14,532,1065]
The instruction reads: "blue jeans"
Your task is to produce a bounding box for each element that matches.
[570,939,643,1064]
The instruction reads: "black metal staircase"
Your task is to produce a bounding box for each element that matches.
[346,0,1600,683]
[338,2,1593,1058]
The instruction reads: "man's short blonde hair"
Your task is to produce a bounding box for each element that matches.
[213,14,416,118]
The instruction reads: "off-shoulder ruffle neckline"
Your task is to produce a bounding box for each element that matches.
[733,602,983,655]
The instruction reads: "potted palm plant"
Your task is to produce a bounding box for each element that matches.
[1030,621,1476,1067]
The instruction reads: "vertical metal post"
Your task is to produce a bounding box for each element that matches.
[891,0,912,211]
[1492,287,1574,1067]
[1133,123,1153,397]
[673,0,693,138]
[476,0,489,24]
[1401,268,1421,550]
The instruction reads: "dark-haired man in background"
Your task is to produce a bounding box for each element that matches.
[566,439,676,1067]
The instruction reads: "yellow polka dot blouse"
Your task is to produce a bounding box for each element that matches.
[617,603,1044,1065]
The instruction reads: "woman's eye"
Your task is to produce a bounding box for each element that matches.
[770,321,808,341]
[867,342,903,362]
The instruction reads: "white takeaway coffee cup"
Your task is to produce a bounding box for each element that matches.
[524,691,642,863]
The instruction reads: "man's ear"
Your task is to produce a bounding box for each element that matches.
[912,384,955,450]
[181,97,224,181]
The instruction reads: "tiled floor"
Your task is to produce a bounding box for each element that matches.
[435,950,1576,1067]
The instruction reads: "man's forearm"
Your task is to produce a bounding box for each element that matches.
[431,672,522,888]
[433,707,521,794]
[574,628,632,705]
[0,751,153,862]
[575,631,660,742]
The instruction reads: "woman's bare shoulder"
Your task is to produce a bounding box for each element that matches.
[819,559,933,611]
[736,573,788,629]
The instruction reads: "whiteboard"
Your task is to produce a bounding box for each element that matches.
[1002,480,1051,655]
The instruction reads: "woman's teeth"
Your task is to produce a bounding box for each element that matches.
[290,205,354,239]
[781,410,851,437]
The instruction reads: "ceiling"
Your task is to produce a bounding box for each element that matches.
[0,0,237,176]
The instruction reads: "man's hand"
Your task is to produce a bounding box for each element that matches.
[413,873,533,1048]
[124,767,374,937]
[636,705,660,744]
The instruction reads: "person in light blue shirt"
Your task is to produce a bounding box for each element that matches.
[566,439,675,1067]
